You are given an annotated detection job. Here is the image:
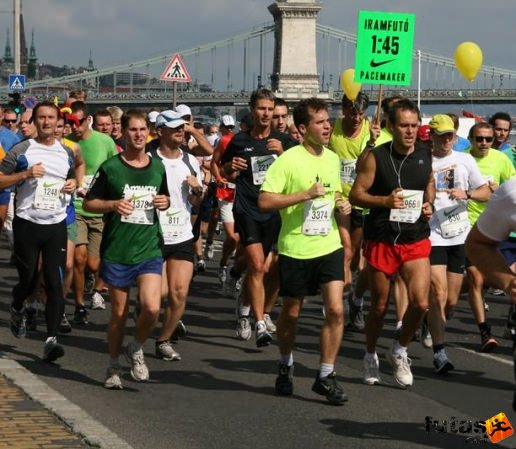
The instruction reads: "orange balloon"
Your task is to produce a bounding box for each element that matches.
[454,42,483,82]
[339,69,361,101]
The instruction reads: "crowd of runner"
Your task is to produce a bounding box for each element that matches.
[0,87,514,403]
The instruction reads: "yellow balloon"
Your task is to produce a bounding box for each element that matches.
[339,68,361,101]
[454,42,483,82]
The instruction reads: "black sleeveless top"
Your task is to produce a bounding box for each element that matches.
[363,142,432,244]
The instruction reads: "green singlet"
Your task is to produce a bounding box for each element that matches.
[86,154,168,264]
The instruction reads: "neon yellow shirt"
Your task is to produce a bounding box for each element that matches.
[328,118,370,200]
[261,145,342,259]
[466,148,516,224]
[375,127,393,146]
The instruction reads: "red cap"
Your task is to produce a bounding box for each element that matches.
[417,125,431,141]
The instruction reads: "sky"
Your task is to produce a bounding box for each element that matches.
[1,0,515,92]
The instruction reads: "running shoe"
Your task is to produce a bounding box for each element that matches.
[487,287,505,296]
[73,307,88,325]
[363,354,381,385]
[10,306,26,338]
[155,340,181,361]
[255,322,272,347]
[433,349,454,375]
[204,241,215,260]
[59,314,72,334]
[195,257,206,273]
[25,306,38,332]
[171,320,187,343]
[275,363,294,396]
[218,266,228,287]
[225,272,242,298]
[104,366,123,390]
[90,291,106,310]
[263,313,277,334]
[236,317,252,341]
[43,337,64,363]
[420,318,433,349]
[386,350,413,387]
[480,327,498,353]
[311,371,348,404]
[126,343,149,381]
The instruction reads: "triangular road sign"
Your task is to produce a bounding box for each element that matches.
[160,53,192,83]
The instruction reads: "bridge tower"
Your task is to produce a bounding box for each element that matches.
[268,0,323,98]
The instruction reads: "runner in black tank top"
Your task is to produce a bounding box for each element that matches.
[350,99,435,388]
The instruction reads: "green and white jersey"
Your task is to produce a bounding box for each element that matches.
[261,144,342,260]
[86,154,168,264]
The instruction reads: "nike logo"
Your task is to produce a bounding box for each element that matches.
[370,58,396,68]
[257,156,275,168]
[131,193,150,201]
[403,193,420,199]
[443,206,461,217]
[43,182,59,188]
[166,210,180,217]
[312,203,328,212]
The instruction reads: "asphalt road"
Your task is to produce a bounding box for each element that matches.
[0,236,515,449]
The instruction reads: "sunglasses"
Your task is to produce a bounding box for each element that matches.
[69,117,88,126]
[474,136,494,143]
[3,119,17,124]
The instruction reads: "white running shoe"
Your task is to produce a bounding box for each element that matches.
[386,350,413,387]
[155,340,181,361]
[433,349,454,375]
[263,313,277,333]
[104,367,123,390]
[420,320,433,349]
[126,343,149,381]
[363,354,381,385]
[90,291,106,310]
[236,317,252,341]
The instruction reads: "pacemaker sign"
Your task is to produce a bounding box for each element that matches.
[355,11,415,86]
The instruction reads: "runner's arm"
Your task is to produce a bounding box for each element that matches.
[259,183,325,211]
[186,124,214,156]
[466,225,516,302]
[349,151,399,209]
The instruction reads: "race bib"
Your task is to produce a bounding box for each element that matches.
[250,155,277,185]
[159,208,190,241]
[340,159,356,184]
[389,190,424,224]
[33,177,65,210]
[121,189,154,225]
[303,200,332,236]
[436,202,469,238]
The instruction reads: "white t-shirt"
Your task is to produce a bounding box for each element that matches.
[153,149,203,245]
[0,139,74,225]
[476,178,516,241]
[430,151,486,246]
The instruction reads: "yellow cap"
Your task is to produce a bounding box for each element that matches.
[428,114,455,135]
